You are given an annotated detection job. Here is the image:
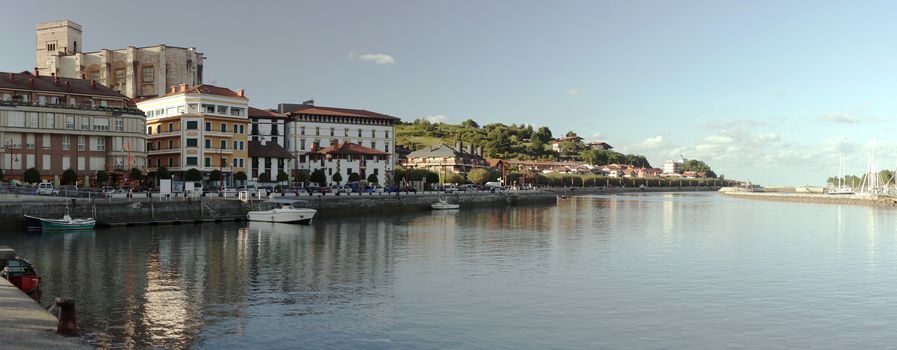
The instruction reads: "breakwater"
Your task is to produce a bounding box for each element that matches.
[544,186,722,194]
[721,191,897,207]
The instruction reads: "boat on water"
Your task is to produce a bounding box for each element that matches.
[24,214,96,230]
[247,200,317,224]
[431,199,460,210]
[0,245,41,294]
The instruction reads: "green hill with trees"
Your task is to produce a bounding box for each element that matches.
[396,119,652,167]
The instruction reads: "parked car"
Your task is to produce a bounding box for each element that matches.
[53,185,78,197]
[36,182,54,195]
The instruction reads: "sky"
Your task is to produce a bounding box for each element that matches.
[2,0,897,185]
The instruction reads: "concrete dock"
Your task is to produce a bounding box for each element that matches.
[0,278,87,349]
[722,191,897,207]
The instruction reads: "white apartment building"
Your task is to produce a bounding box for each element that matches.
[280,102,399,185]
[136,84,249,185]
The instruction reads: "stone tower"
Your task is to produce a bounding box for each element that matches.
[35,20,82,73]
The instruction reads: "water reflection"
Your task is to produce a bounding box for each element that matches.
[3,195,897,349]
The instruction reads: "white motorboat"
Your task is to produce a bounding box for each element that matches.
[431,199,460,210]
[247,200,316,224]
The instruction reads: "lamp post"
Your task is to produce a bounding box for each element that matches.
[4,139,20,180]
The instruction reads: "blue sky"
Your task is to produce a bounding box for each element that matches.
[2,0,897,185]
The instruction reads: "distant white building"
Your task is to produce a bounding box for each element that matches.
[248,107,291,182]
[662,154,688,174]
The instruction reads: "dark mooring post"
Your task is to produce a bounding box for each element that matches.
[55,297,77,336]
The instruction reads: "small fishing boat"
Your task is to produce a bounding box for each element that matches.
[247,200,317,224]
[431,199,460,210]
[0,246,41,294]
[24,214,96,230]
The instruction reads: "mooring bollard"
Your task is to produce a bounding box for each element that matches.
[55,297,77,336]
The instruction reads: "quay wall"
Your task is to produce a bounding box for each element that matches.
[722,191,897,207]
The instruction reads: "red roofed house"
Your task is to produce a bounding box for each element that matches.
[308,141,391,186]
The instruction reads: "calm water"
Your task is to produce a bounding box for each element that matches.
[3,192,897,349]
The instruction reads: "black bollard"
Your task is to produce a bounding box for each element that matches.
[55,297,77,336]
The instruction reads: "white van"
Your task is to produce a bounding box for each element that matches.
[36,182,54,195]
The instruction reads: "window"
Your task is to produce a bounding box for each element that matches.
[47,42,56,51]
[114,68,126,92]
[221,158,227,167]
[93,118,109,131]
[330,128,334,136]
[344,128,349,137]
[205,122,211,131]
[300,139,305,150]
[147,142,152,151]
[115,119,123,132]
[233,141,238,150]
[217,105,228,114]
[315,127,320,136]
[81,117,90,130]
[156,159,161,167]
[205,157,211,167]
[240,141,244,150]
[155,125,160,134]
[230,107,243,116]
[186,121,198,130]
[186,157,198,166]
[29,113,38,128]
[46,114,55,129]
[205,139,211,148]
[95,137,106,151]
[232,124,238,133]
[156,141,160,150]
[300,126,305,135]
[187,138,198,147]
[384,142,389,152]
[371,141,376,150]
[371,130,375,137]
[220,140,227,149]
[203,104,215,113]
[251,123,259,136]
[38,96,46,106]
[62,135,70,150]
[77,136,85,151]
[220,123,226,132]
[168,158,173,167]
[142,66,154,83]
[168,140,173,149]
[239,125,244,134]
[386,131,389,138]
[168,122,174,132]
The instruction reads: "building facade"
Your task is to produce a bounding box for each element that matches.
[281,102,398,185]
[136,84,249,186]
[0,70,146,183]
[662,155,688,174]
[404,142,487,176]
[248,107,291,182]
[308,142,391,186]
[37,20,204,99]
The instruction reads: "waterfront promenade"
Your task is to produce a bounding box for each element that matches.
[0,278,86,349]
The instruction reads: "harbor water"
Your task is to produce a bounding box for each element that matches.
[2,192,897,349]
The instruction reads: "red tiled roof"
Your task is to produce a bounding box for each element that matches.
[288,105,399,121]
[248,107,287,119]
[313,141,389,156]
[160,84,246,99]
[0,71,128,99]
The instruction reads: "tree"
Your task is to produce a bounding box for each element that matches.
[62,168,77,185]
[210,169,222,182]
[235,171,247,185]
[296,171,309,183]
[277,170,289,183]
[681,160,712,173]
[534,127,553,143]
[258,172,271,183]
[443,173,466,185]
[467,168,490,185]
[184,168,202,181]
[130,168,142,182]
[565,131,578,138]
[366,173,378,183]
[156,167,171,180]
[348,172,361,182]
[581,150,600,165]
[332,172,343,184]
[425,171,439,185]
[461,119,479,128]
[310,169,326,185]
[23,167,41,184]
[96,170,109,186]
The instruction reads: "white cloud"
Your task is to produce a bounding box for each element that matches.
[817,113,859,123]
[424,115,447,124]
[591,132,605,140]
[566,88,580,96]
[638,135,666,149]
[358,53,395,65]
[821,137,855,154]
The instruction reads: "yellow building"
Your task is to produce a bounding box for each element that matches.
[136,84,249,186]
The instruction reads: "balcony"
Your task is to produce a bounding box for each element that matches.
[147,148,181,155]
